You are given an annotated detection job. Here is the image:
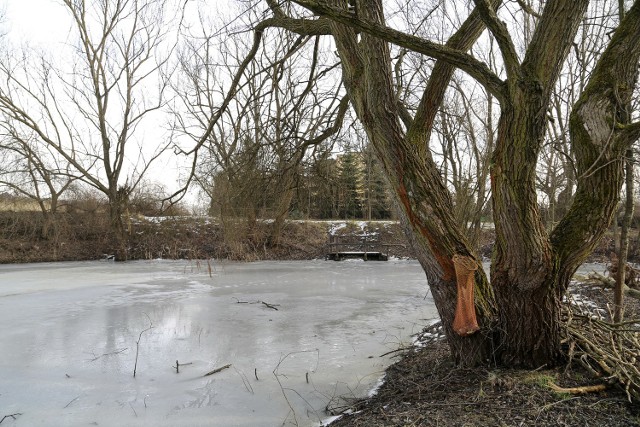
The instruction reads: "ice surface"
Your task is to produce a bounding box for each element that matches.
[0,259,435,426]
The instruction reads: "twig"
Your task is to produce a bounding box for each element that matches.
[129,402,137,417]
[173,360,193,373]
[87,347,128,362]
[272,349,321,425]
[204,363,231,376]
[261,301,279,311]
[133,314,153,378]
[380,347,410,358]
[537,397,581,413]
[206,259,214,278]
[255,368,259,381]
[0,414,22,424]
[235,367,254,394]
[64,396,81,408]
[233,297,280,310]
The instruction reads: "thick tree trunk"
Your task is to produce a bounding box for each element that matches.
[491,100,558,366]
[270,186,294,245]
[109,188,129,261]
[397,209,493,366]
[492,271,564,367]
[270,156,303,245]
[328,0,501,366]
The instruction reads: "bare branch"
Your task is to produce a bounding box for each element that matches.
[288,0,507,101]
[473,0,521,80]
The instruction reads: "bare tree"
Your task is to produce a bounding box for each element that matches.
[614,0,636,323]
[0,129,78,239]
[174,2,347,243]
[0,0,178,259]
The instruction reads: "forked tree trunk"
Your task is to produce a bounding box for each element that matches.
[285,0,640,367]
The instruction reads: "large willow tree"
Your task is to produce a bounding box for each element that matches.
[212,0,640,367]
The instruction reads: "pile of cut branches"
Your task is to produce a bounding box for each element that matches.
[564,299,640,401]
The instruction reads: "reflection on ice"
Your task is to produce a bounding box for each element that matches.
[0,259,435,426]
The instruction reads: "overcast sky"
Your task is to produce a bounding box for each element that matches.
[2,0,73,47]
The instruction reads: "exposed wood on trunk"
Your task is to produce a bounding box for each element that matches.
[452,255,480,336]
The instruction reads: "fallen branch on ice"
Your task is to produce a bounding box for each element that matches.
[232,297,280,310]
[204,364,231,376]
[0,413,22,424]
[87,347,128,362]
[261,301,279,311]
[173,360,193,373]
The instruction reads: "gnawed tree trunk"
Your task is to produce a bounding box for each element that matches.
[328,0,499,366]
[318,0,640,367]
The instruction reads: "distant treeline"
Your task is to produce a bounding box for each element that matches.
[203,147,396,221]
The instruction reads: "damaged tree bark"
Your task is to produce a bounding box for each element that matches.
[452,255,480,336]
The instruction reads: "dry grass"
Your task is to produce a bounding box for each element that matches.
[0,213,412,263]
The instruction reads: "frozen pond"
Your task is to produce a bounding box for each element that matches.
[0,259,436,426]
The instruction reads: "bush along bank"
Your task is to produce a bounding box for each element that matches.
[0,213,415,263]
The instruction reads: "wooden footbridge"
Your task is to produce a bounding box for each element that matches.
[326,233,404,261]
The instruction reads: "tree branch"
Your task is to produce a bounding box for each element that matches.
[289,0,507,101]
[551,0,640,272]
[515,0,542,18]
[620,121,640,145]
[473,0,520,80]
[522,0,589,93]
[300,95,349,148]
[408,0,503,150]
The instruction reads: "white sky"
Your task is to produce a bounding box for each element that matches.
[2,0,73,47]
